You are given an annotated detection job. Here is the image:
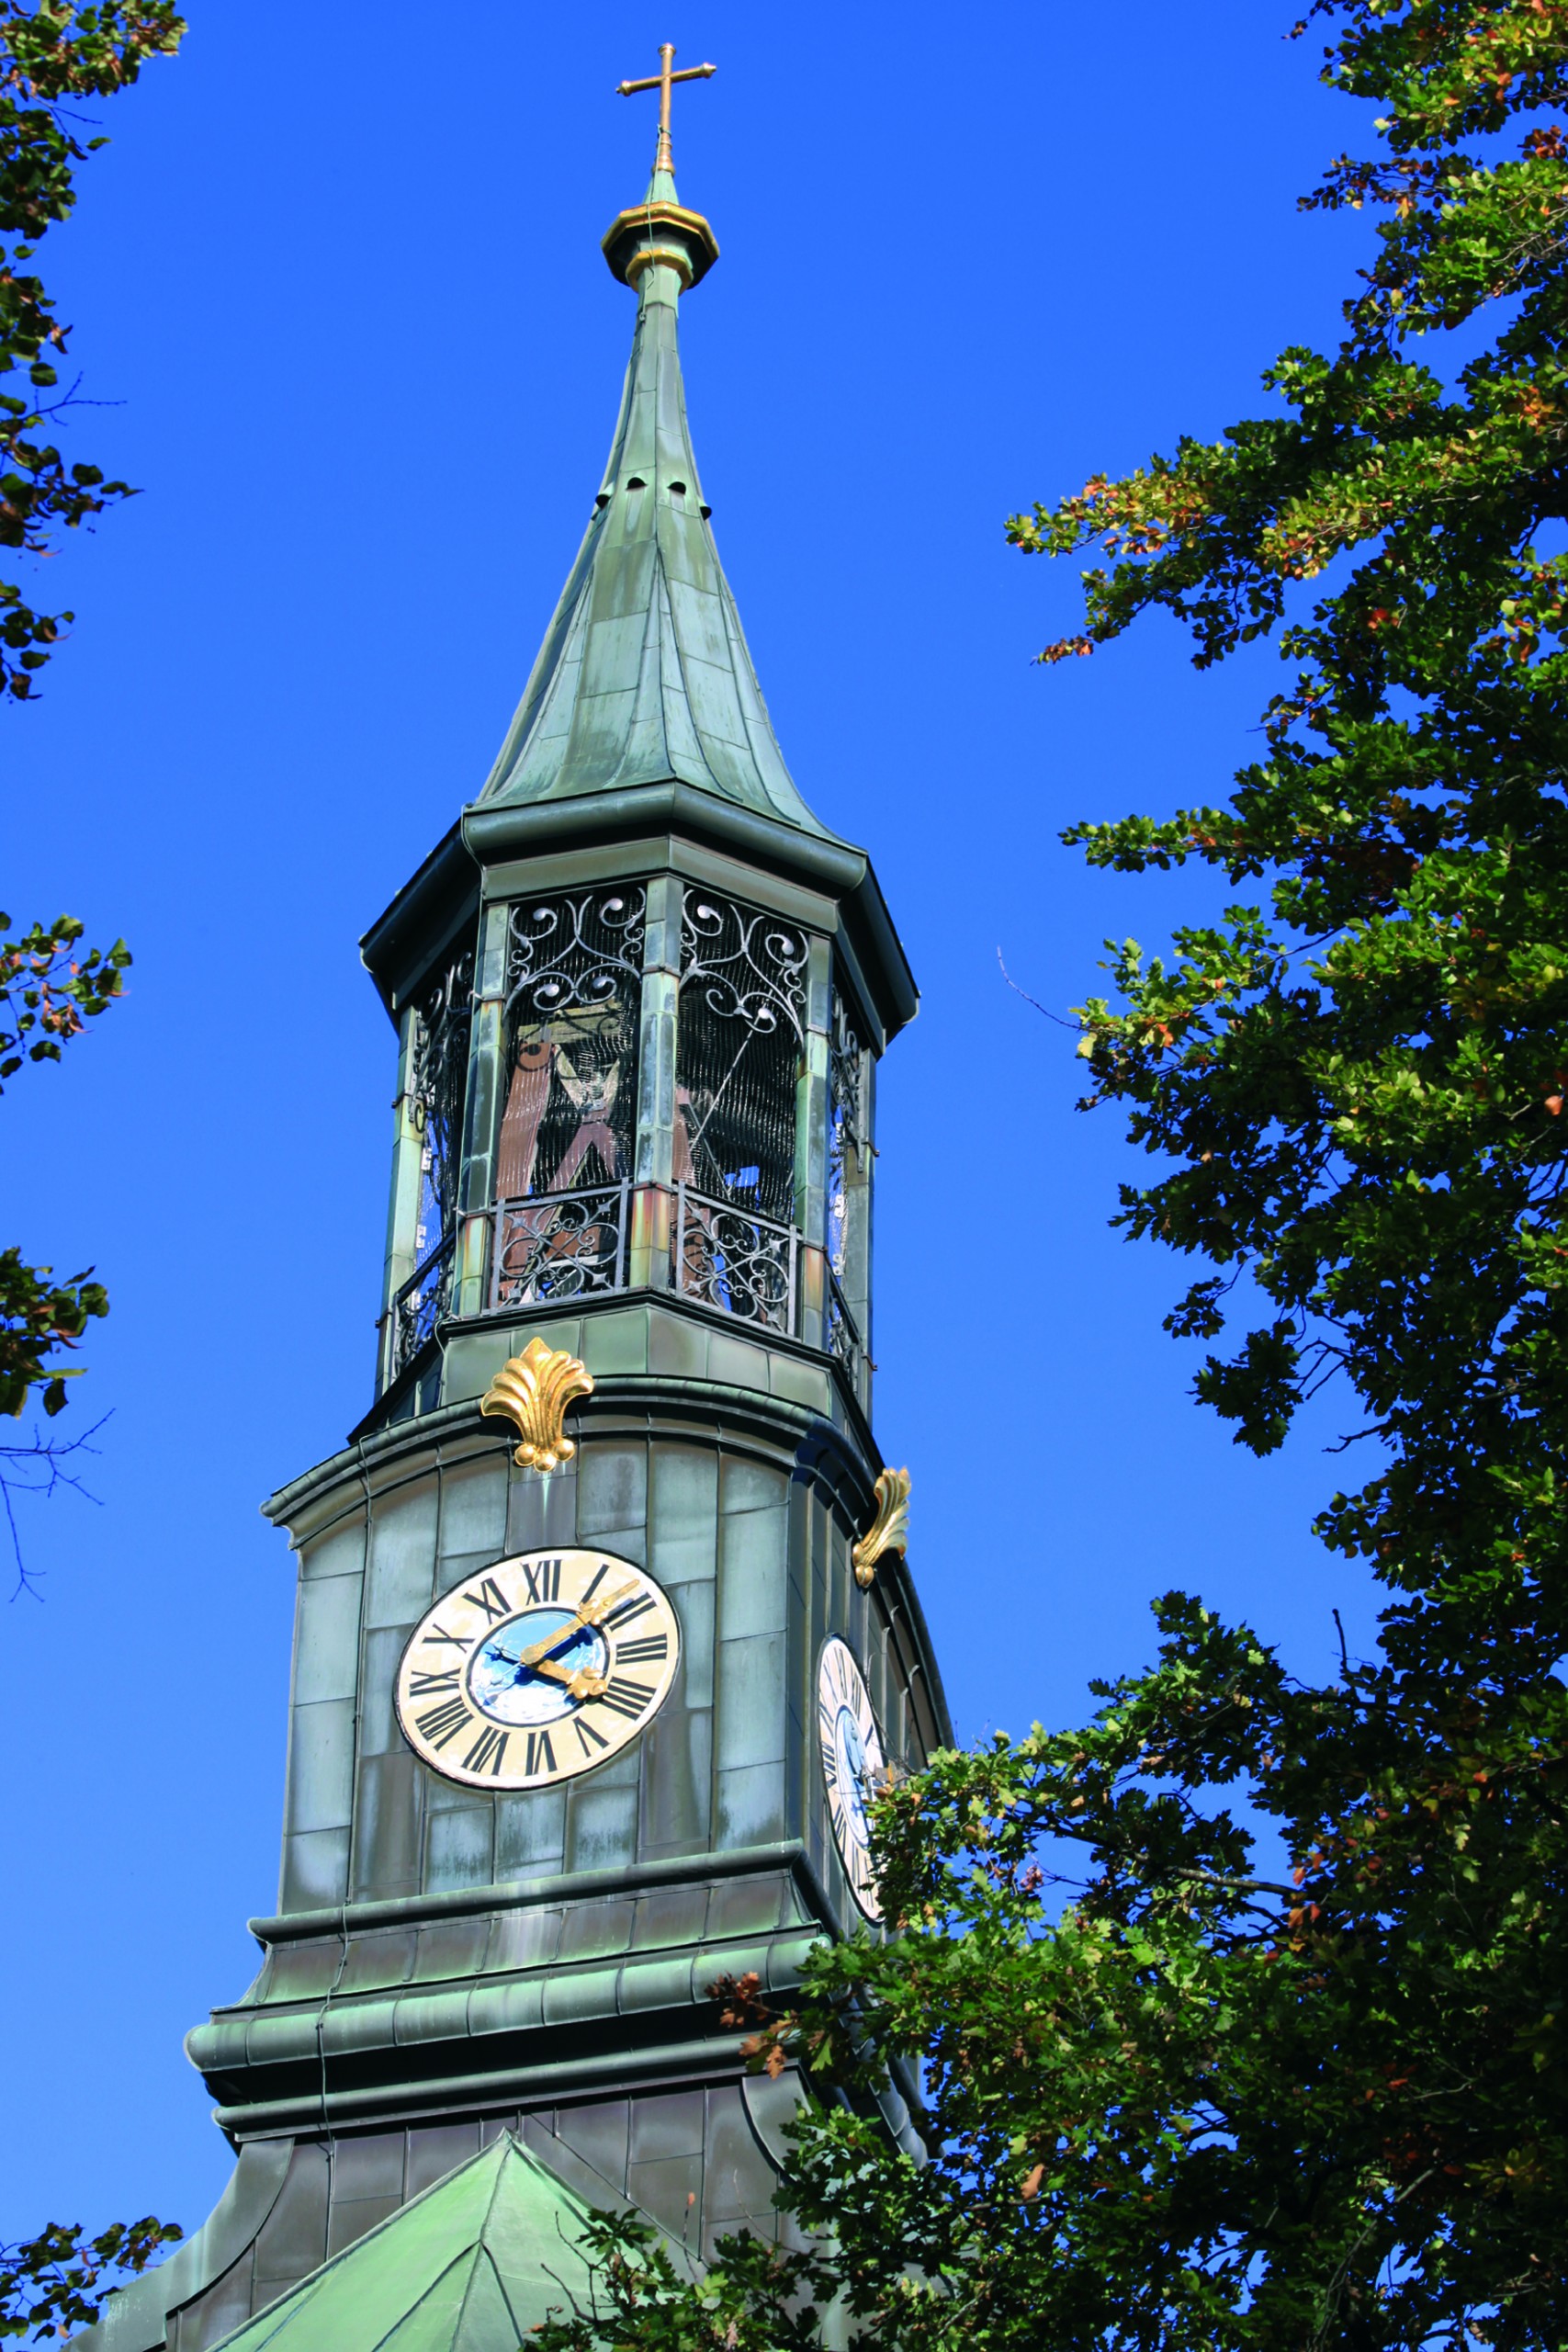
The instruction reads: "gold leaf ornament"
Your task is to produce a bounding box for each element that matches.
[852,1466,910,1589]
[479,1337,594,1473]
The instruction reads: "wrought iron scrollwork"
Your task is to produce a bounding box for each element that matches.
[828,993,864,1283]
[505,891,646,1022]
[676,892,807,1229]
[674,1183,797,1335]
[389,1235,454,1382]
[490,1182,629,1311]
[410,945,475,1261]
[679,895,808,1041]
[497,891,645,1204]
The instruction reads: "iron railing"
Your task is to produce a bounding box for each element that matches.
[489,1181,630,1312]
[388,1234,454,1384]
[673,1182,798,1336]
[388,1185,846,1380]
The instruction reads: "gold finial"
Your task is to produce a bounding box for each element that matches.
[480,1337,593,1474]
[852,1468,911,1589]
[615,41,716,181]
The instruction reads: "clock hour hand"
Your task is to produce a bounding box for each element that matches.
[513,1621,583,1668]
[528,1655,607,1701]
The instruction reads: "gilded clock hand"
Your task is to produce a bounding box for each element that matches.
[491,1637,592,1696]
[513,1581,638,1668]
[577,1577,638,1628]
[528,1655,608,1701]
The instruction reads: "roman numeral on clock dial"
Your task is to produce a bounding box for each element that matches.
[462,1575,510,1623]
[595,1675,654,1721]
[614,1632,668,1667]
[463,1724,510,1776]
[417,1696,473,1750]
[522,1557,561,1604]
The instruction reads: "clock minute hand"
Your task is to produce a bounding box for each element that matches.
[513,1611,592,1669]
[579,1578,637,1626]
[514,1580,639,1668]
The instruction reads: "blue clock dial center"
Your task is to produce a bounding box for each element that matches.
[467,1608,609,1727]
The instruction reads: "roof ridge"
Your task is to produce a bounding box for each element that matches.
[444,2152,519,2347]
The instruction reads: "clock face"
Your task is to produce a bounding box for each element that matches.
[817,1635,886,1922]
[395,1548,680,1792]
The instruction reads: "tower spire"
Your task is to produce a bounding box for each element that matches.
[468,50,840,856]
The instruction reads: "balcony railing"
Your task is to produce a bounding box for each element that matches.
[673,1182,798,1337]
[385,1186,849,1391]
[388,1234,454,1384]
[489,1182,630,1312]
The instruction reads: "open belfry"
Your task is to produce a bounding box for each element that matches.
[84,51,949,2352]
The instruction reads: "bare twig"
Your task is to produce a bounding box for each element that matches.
[0,1413,108,1600]
[996,947,1080,1030]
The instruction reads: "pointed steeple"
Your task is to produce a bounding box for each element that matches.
[468,137,840,850]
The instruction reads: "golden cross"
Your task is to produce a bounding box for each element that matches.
[615,42,716,181]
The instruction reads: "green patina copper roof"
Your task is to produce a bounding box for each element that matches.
[472,173,839,843]
[208,2137,595,2352]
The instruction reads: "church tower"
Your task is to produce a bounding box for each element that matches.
[85,57,948,2352]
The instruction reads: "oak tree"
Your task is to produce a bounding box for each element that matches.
[0,2218,180,2343]
[2,0,183,696]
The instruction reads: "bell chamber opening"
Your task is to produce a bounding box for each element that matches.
[490,888,646,1314]
[672,889,808,1337]
[384,943,473,1387]
[827,989,869,1384]
[376,876,879,1403]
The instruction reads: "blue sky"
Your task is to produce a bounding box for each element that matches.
[3,0,1388,2245]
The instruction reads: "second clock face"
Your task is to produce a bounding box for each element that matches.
[395,1548,681,1792]
[818,1635,887,1922]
